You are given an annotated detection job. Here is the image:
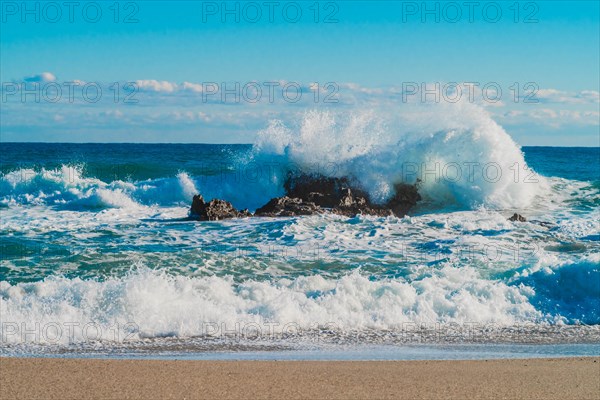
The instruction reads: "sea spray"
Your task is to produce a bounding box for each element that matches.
[253,104,547,209]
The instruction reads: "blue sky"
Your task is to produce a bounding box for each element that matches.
[1,1,599,145]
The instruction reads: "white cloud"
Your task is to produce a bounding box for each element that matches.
[339,82,385,95]
[99,110,124,119]
[181,82,204,93]
[135,79,178,93]
[536,89,600,104]
[497,108,600,128]
[579,90,600,103]
[23,72,56,83]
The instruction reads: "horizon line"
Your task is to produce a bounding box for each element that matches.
[1,142,599,148]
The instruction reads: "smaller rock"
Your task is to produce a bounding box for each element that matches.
[508,213,527,222]
[190,194,250,221]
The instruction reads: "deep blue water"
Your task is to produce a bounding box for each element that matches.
[521,146,599,182]
[2,143,598,182]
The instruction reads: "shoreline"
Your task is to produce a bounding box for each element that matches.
[2,357,599,399]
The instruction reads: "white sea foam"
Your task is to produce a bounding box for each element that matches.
[0,265,543,345]
[0,166,198,209]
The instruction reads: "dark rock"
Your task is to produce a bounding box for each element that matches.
[190,173,422,221]
[190,194,205,216]
[385,183,422,217]
[190,194,250,221]
[283,173,418,217]
[254,196,322,217]
[508,213,527,222]
[284,174,370,208]
[305,192,335,208]
[283,174,341,207]
[331,188,393,217]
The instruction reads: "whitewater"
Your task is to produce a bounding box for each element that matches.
[1,106,599,356]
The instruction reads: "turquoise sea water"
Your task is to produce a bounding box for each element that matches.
[1,140,599,359]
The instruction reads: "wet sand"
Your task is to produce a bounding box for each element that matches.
[1,357,599,399]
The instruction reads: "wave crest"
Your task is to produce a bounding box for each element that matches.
[254,105,547,209]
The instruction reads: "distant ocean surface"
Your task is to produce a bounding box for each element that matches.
[1,116,599,358]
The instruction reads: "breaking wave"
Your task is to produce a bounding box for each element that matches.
[2,253,599,345]
[1,105,549,213]
[253,105,548,209]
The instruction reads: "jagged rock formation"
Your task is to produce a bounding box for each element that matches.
[190,173,421,220]
[190,194,251,221]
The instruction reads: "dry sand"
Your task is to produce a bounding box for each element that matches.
[1,357,599,399]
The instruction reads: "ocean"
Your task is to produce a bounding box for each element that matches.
[1,115,599,359]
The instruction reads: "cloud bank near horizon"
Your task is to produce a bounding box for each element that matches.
[1,73,598,146]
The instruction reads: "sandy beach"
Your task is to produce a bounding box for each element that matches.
[1,357,598,399]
